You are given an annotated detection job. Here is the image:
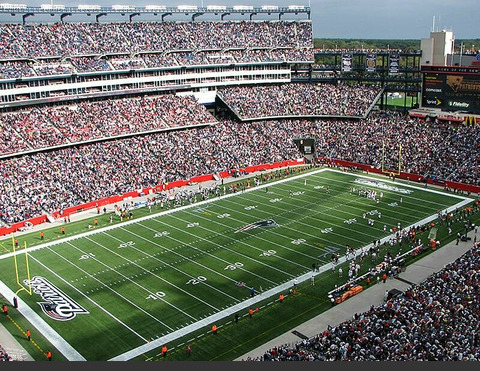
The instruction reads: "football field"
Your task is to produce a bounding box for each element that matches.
[0,168,471,361]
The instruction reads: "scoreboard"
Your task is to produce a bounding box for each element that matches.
[421,66,480,113]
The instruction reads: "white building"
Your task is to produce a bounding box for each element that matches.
[421,30,454,66]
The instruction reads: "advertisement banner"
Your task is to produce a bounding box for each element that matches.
[341,53,353,72]
[389,52,400,74]
[365,52,376,73]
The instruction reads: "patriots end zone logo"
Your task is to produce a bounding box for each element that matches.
[24,276,89,321]
[235,219,278,233]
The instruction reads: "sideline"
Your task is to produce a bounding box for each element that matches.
[0,322,34,361]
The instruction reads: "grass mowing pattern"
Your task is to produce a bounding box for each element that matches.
[0,168,470,360]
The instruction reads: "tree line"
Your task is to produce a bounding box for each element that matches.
[314,39,479,53]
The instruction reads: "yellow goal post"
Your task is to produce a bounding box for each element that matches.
[12,235,32,297]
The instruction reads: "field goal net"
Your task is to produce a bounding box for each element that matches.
[381,141,402,176]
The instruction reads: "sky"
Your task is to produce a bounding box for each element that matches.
[1,0,478,40]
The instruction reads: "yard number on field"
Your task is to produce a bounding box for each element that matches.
[291,238,306,245]
[186,276,207,285]
[259,249,276,257]
[225,262,243,270]
[79,253,96,260]
[146,291,166,300]
[154,231,170,238]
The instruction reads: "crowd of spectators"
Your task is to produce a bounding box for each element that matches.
[2,106,480,224]
[313,48,413,54]
[0,61,36,79]
[32,62,74,76]
[310,112,480,185]
[217,83,382,118]
[0,94,217,153]
[0,82,384,154]
[2,17,478,363]
[0,120,30,154]
[69,56,111,73]
[0,48,314,77]
[0,118,301,224]
[108,57,147,71]
[167,48,314,67]
[253,113,480,185]
[2,102,480,225]
[245,242,480,361]
[142,53,179,69]
[0,21,312,76]
[0,345,12,361]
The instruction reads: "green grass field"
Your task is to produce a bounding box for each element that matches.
[379,93,419,109]
[0,168,473,361]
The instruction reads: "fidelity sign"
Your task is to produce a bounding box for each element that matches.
[448,100,470,108]
[25,276,89,321]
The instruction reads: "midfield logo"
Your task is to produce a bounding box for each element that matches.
[24,276,89,321]
[235,219,278,233]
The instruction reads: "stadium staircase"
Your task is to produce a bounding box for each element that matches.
[364,86,385,118]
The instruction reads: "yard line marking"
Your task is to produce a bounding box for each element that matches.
[0,169,473,360]
[108,264,322,361]
[81,237,203,319]
[104,229,240,303]
[223,193,383,244]
[0,168,465,261]
[0,242,10,253]
[315,169,469,201]
[171,171,471,281]
[58,242,176,332]
[176,209,324,266]
[278,176,448,221]
[189,187,368,257]
[109,231,242,303]
[0,168,330,261]
[26,169,464,359]
[159,180,470,277]
[218,176,397,244]
[249,178,407,225]
[151,216,292,282]
[251,169,457,219]
[280,177,453,230]
[218,195,368,247]
[30,251,148,340]
[166,202,329,265]
[225,173,460,242]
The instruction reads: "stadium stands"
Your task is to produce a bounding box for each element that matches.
[0,344,11,361]
[0,118,302,224]
[0,94,217,153]
[1,109,480,226]
[0,21,313,79]
[245,242,480,361]
[217,83,382,119]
